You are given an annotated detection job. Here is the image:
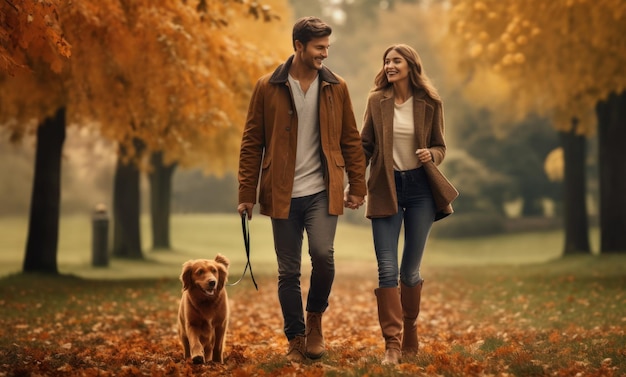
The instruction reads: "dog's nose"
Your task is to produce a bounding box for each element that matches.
[208,280,217,289]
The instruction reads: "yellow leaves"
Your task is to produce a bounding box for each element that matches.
[501,52,525,66]
[446,0,626,134]
[544,147,564,182]
[469,44,483,58]
[454,20,466,34]
[473,1,487,11]
[1,0,293,173]
[499,53,514,67]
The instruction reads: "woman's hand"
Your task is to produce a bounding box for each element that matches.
[344,185,365,209]
[345,195,365,210]
[415,148,433,163]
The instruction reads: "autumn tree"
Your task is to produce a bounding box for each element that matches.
[447,0,626,254]
[140,0,293,251]
[0,0,70,76]
[0,0,293,271]
[1,0,71,273]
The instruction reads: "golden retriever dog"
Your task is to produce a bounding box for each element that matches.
[178,254,230,364]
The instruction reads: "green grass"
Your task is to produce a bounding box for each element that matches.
[0,213,598,279]
[451,254,625,328]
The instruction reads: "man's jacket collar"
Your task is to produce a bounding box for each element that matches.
[269,55,339,85]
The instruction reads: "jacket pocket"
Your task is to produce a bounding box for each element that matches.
[259,156,272,205]
[332,153,345,168]
[262,155,271,169]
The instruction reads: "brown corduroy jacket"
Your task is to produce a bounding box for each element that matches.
[361,87,456,221]
[238,56,367,219]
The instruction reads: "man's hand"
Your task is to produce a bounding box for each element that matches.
[344,194,365,210]
[237,203,254,219]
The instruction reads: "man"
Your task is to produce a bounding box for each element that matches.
[237,16,366,361]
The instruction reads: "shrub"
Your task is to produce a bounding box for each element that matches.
[431,212,506,238]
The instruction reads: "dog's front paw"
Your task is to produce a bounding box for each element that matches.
[192,355,205,364]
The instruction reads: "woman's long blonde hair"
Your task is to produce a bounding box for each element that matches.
[373,44,441,101]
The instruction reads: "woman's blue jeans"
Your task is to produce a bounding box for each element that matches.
[271,191,338,341]
[372,167,436,288]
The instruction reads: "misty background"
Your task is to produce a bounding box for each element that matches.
[0,0,603,240]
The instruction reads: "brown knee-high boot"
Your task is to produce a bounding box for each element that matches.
[375,287,403,365]
[400,281,423,355]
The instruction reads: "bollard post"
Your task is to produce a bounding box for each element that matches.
[92,203,109,267]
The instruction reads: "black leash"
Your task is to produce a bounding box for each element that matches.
[227,211,258,290]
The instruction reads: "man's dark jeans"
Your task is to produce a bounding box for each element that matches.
[271,191,338,341]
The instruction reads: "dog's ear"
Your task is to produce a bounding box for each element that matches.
[214,253,230,269]
[217,262,228,291]
[180,260,195,291]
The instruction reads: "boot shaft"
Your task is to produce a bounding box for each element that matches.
[400,280,423,320]
[400,281,423,354]
[375,287,403,350]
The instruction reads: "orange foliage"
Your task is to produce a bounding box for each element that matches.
[1,266,624,376]
[447,0,626,135]
[0,0,70,75]
[0,0,292,173]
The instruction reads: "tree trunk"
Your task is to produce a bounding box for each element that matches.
[23,108,66,274]
[596,91,626,253]
[560,122,591,255]
[112,139,144,259]
[149,151,177,250]
[520,190,544,217]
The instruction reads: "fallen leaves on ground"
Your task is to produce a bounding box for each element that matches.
[0,263,624,376]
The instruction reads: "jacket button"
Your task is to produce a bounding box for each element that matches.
[286,127,291,131]
[288,110,293,115]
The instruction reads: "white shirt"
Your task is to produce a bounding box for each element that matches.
[392,97,419,171]
[288,74,326,198]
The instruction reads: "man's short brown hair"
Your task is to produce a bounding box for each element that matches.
[292,16,332,51]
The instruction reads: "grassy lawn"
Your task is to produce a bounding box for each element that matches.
[0,213,587,278]
[0,214,623,376]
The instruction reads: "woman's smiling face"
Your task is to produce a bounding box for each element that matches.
[384,49,409,84]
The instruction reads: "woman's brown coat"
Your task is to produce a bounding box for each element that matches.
[361,87,455,220]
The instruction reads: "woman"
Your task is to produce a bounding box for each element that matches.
[360,44,453,365]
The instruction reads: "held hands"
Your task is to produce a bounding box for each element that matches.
[343,185,365,210]
[415,148,433,164]
[345,194,365,210]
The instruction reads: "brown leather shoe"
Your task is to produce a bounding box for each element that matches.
[305,312,325,359]
[286,335,306,362]
[382,347,402,365]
